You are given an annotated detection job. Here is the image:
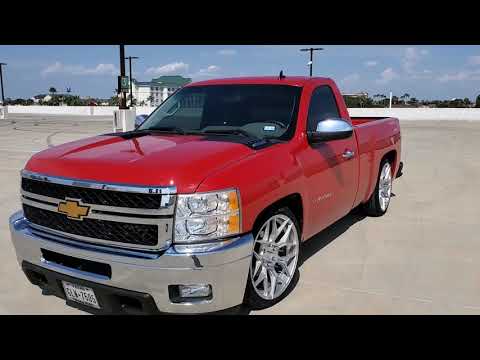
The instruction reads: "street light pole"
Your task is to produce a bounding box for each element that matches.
[119,45,127,110]
[125,56,139,107]
[0,63,6,105]
[300,48,323,77]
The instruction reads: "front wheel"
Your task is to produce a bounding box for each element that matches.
[244,207,301,310]
[363,159,393,216]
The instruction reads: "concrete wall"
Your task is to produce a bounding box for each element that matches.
[6,106,480,121]
[7,106,157,117]
[348,108,480,121]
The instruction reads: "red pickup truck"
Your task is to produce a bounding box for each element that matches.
[9,76,402,314]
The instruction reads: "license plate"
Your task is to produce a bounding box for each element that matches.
[62,281,100,309]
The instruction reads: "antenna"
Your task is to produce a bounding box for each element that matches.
[279,70,286,80]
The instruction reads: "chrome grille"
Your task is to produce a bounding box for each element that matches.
[20,170,176,251]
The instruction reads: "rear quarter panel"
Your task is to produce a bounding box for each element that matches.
[352,117,401,206]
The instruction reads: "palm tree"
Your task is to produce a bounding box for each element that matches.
[49,87,57,95]
[66,87,71,93]
[400,93,410,104]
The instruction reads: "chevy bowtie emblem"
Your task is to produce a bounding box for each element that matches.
[58,200,90,221]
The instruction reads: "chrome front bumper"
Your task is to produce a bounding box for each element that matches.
[9,211,254,314]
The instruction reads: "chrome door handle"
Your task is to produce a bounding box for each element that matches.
[342,150,355,160]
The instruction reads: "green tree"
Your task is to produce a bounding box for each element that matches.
[108,96,119,106]
[476,95,480,108]
[49,87,57,95]
[400,93,410,104]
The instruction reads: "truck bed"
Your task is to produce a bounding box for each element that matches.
[351,116,392,126]
[350,116,401,207]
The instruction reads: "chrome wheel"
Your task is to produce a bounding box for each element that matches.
[250,214,299,300]
[378,162,392,211]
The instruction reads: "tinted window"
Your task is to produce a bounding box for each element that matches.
[139,85,302,140]
[307,86,341,132]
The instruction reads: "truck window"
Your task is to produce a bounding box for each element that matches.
[139,85,302,141]
[307,85,341,132]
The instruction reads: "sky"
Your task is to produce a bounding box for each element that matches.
[1,45,480,100]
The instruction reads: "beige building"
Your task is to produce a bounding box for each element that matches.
[131,75,192,106]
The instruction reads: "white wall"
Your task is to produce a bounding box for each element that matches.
[7,106,157,117]
[348,108,480,121]
[6,106,480,121]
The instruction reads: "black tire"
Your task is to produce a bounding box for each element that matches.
[243,206,301,310]
[362,158,393,217]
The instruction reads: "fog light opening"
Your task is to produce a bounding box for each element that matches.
[169,284,212,303]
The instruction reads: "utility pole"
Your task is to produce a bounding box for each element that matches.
[124,56,139,107]
[0,63,6,105]
[119,45,127,109]
[300,48,323,77]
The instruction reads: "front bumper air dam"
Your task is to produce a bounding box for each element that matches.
[9,211,254,314]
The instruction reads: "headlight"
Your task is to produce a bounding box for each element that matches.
[174,189,241,243]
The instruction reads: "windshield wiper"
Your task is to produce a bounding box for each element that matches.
[144,126,187,134]
[114,127,188,140]
[200,128,278,150]
[202,128,259,140]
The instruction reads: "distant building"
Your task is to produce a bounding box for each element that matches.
[131,75,192,106]
[343,92,369,98]
[31,94,51,103]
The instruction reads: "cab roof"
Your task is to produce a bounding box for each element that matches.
[186,76,332,87]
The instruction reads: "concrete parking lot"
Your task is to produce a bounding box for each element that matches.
[1,114,480,314]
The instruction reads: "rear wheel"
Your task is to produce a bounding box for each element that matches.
[244,207,300,310]
[363,159,393,216]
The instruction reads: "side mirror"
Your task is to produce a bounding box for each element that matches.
[307,118,353,143]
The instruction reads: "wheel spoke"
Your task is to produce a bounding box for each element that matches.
[270,218,278,242]
[254,266,267,287]
[253,259,262,277]
[269,270,277,298]
[262,221,270,243]
[276,223,293,245]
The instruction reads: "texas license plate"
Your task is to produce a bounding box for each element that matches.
[62,281,100,309]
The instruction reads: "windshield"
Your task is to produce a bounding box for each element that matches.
[138,85,302,141]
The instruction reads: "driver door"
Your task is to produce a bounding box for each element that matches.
[298,85,358,237]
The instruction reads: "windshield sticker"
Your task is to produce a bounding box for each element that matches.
[264,125,276,131]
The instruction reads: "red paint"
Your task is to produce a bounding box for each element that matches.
[25,77,401,241]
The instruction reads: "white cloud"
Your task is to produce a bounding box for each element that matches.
[192,65,221,78]
[145,62,189,76]
[437,69,480,82]
[41,62,118,77]
[364,60,378,67]
[468,56,480,66]
[82,63,117,75]
[403,47,428,74]
[376,67,399,84]
[218,49,237,56]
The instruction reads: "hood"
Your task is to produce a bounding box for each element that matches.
[25,134,255,193]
